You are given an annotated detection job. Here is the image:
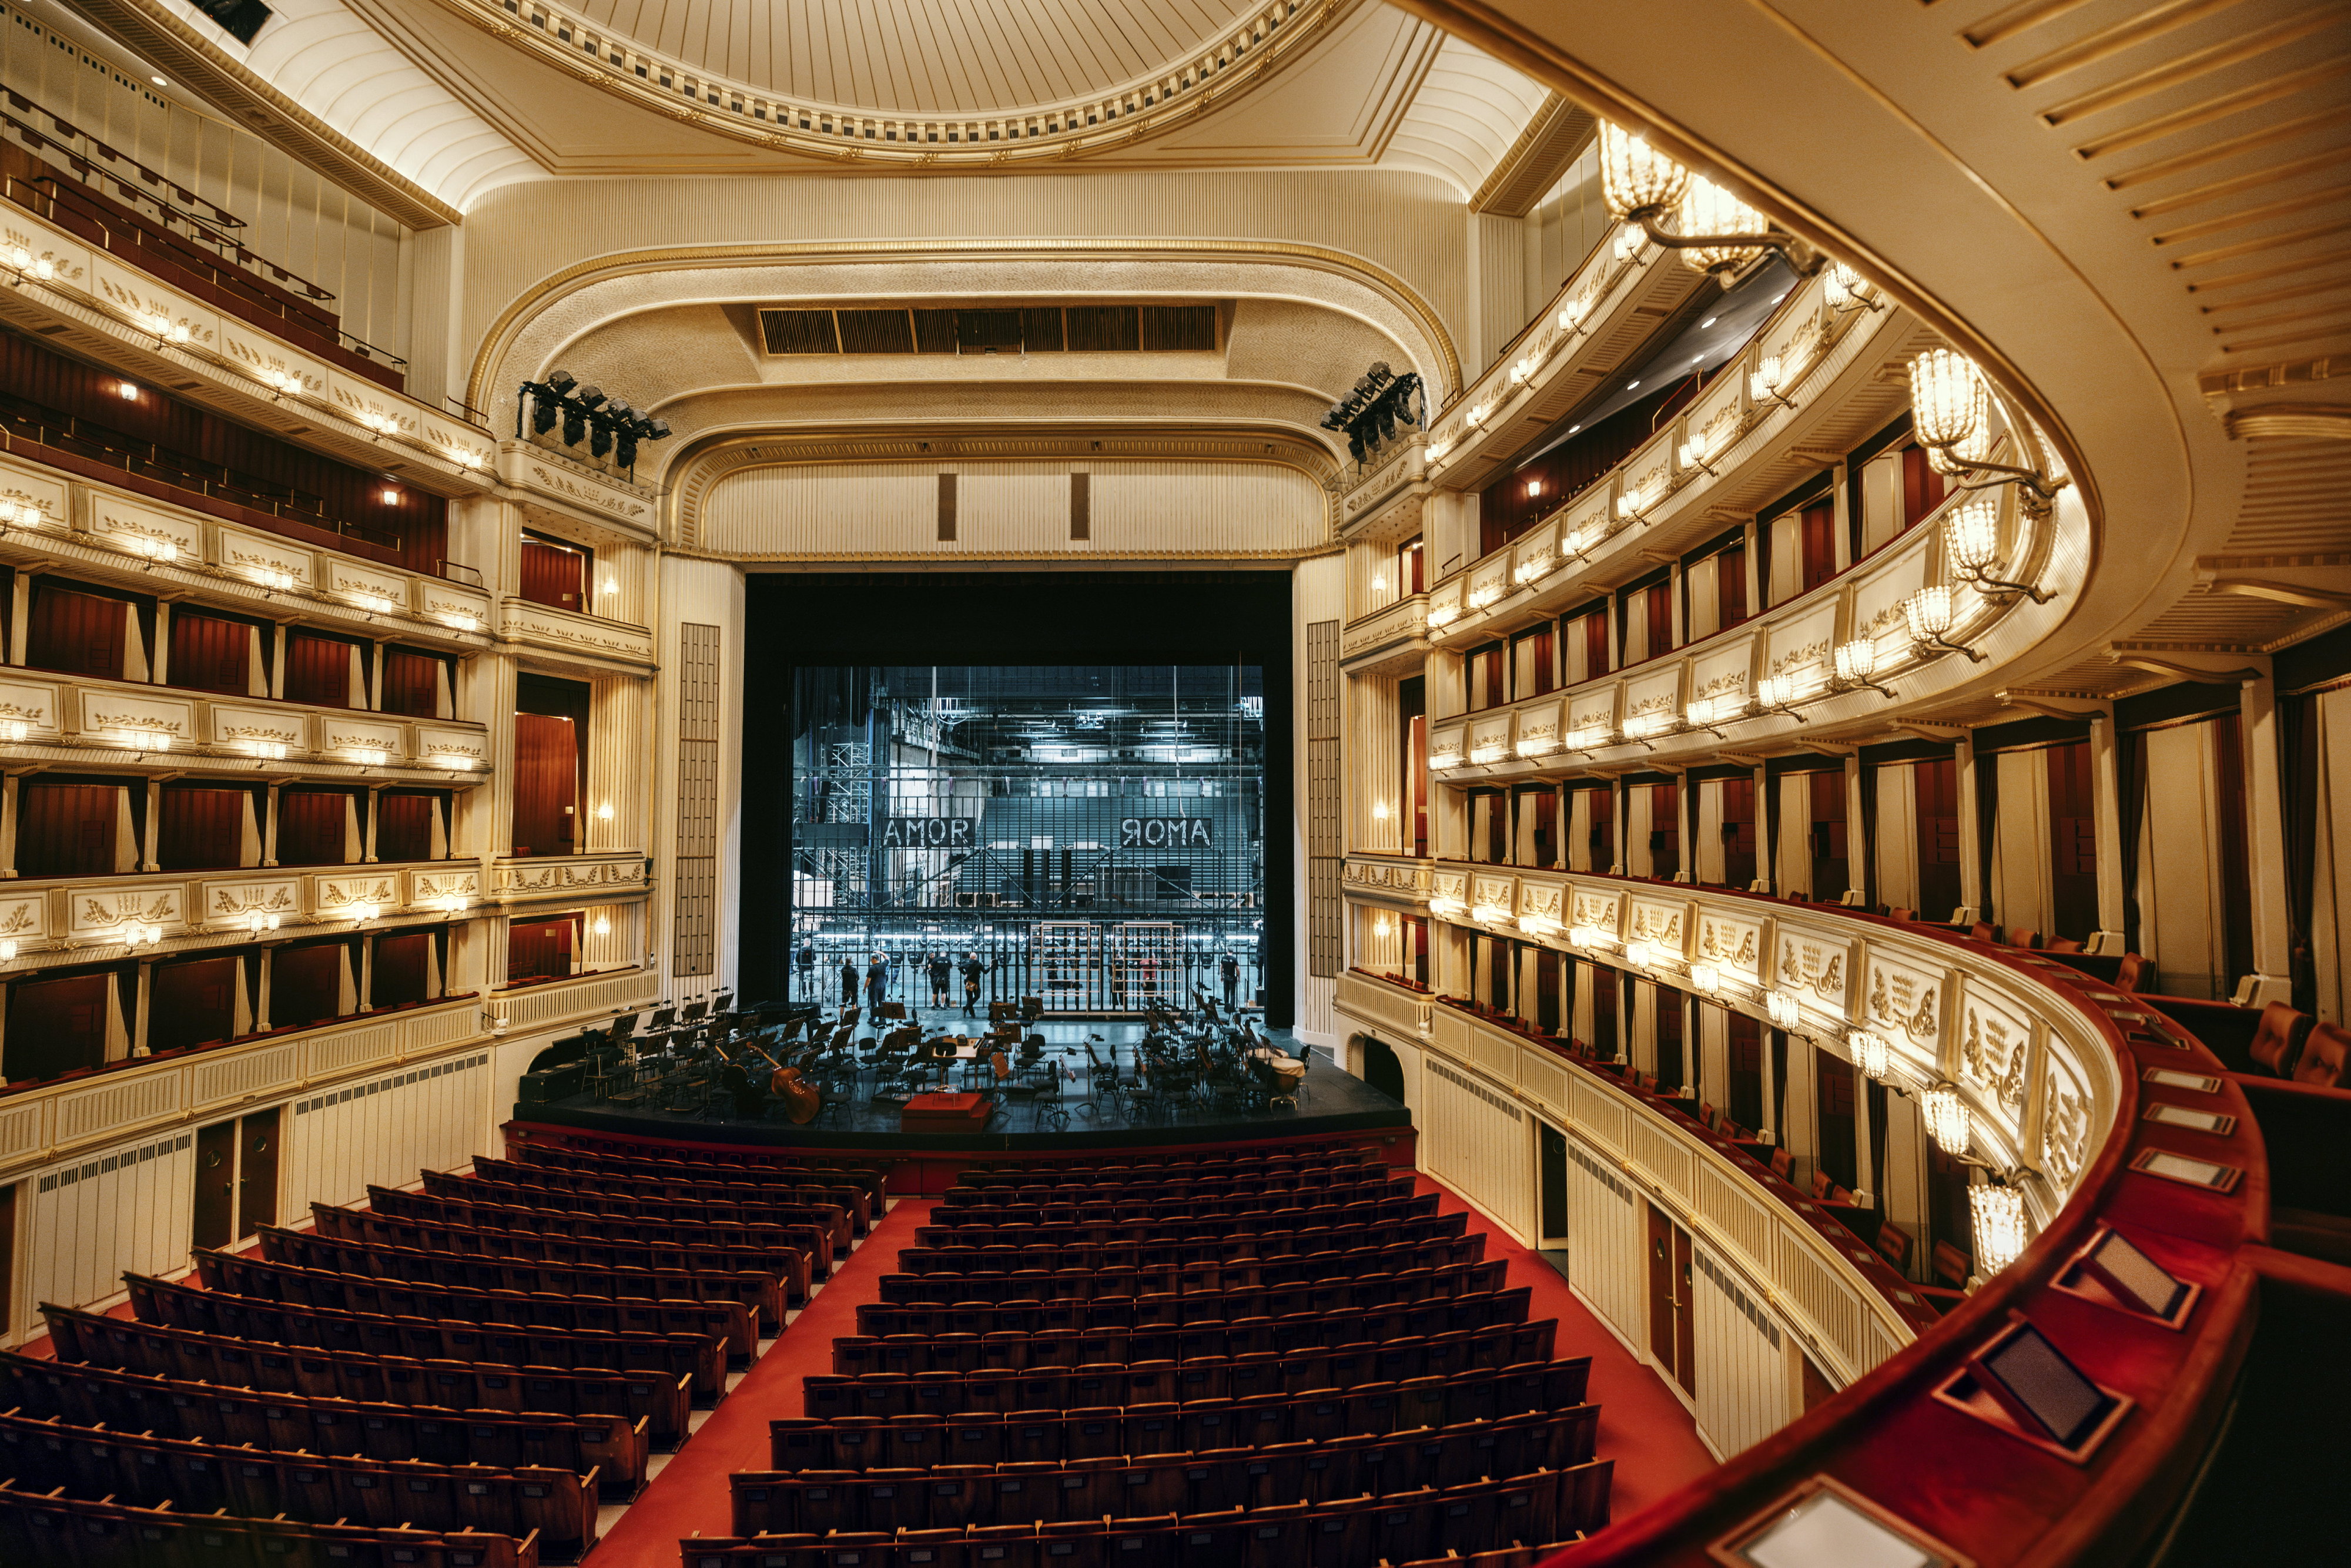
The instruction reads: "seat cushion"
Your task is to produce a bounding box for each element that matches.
[2249,1001,2315,1076]
[2293,1021,2350,1088]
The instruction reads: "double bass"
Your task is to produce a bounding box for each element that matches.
[742,1034,823,1124]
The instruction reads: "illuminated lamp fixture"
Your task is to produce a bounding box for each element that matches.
[1616,483,1650,525]
[243,912,283,936]
[1766,989,1802,1033]
[1945,496,2052,604]
[352,590,395,616]
[0,499,43,530]
[260,367,305,397]
[1620,711,1672,749]
[242,738,289,760]
[0,939,16,960]
[1426,438,1452,466]
[1465,401,1493,430]
[1468,582,1502,609]
[246,564,297,592]
[1614,225,1646,261]
[1689,960,1719,994]
[1824,261,1883,313]
[1755,672,1801,716]
[1510,356,1536,386]
[1903,586,1985,664]
[1426,602,1459,629]
[112,724,172,752]
[145,309,190,345]
[1970,1181,2030,1279]
[117,380,140,401]
[1626,936,1657,970]
[436,894,470,917]
[1429,890,1466,917]
[1468,739,1508,765]
[441,610,480,633]
[1516,733,1559,759]
[430,752,478,771]
[0,719,26,743]
[1471,900,1513,927]
[346,744,390,767]
[1749,352,1797,410]
[1370,800,1392,822]
[1566,721,1613,752]
[1685,694,1734,738]
[1372,913,1397,940]
[1371,571,1391,597]
[1677,435,1720,477]
[592,914,612,937]
[1598,122,1820,283]
[1833,636,1894,698]
[595,802,615,822]
[1557,291,1595,334]
[1922,1083,1972,1157]
[1521,910,1561,938]
[1908,349,2065,517]
[5,244,56,282]
[1851,1029,1894,1083]
[1562,522,1596,563]
[1429,745,1463,771]
[1580,920,1620,951]
[380,484,403,505]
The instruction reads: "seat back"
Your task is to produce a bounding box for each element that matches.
[2293,1020,2350,1088]
[2248,1001,2314,1076]
[1931,1241,1971,1288]
[1767,1147,1793,1182]
[2114,952,2149,993]
[1873,1222,1912,1272]
[2005,929,2039,950]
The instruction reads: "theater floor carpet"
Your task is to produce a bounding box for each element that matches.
[585,1174,1718,1564]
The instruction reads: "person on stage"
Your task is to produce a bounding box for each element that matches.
[838,957,859,1009]
[960,950,989,1017]
[866,952,890,1015]
[798,943,816,993]
[1221,950,1243,1011]
[927,951,952,1010]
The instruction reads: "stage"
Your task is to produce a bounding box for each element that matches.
[513,1017,1412,1153]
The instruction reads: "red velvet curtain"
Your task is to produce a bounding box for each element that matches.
[1582,610,1610,679]
[511,714,579,856]
[1717,543,1748,629]
[507,916,577,983]
[158,786,246,871]
[4,971,110,1081]
[277,789,354,866]
[283,631,356,706]
[380,648,444,718]
[372,932,434,1007]
[520,540,585,612]
[376,793,437,861]
[1799,502,1838,594]
[26,584,127,677]
[169,612,253,695]
[270,942,346,1028]
[16,782,120,877]
[148,956,241,1052]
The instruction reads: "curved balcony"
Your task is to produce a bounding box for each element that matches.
[1337,866,2270,1564]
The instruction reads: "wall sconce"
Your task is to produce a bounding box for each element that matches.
[1557,292,1594,334]
[1566,721,1614,752]
[1597,123,1823,279]
[592,914,612,937]
[1427,604,1459,629]
[1970,1181,2030,1278]
[1613,224,1646,261]
[1468,740,1508,765]
[121,922,163,947]
[1371,572,1391,596]
[246,565,297,592]
[145,310,190,346]
[346,745,390,767]
[1684,695,1733,738]
[1510,357,1536,386]
[1824,261,1883,313]
[1373,913,1397,940]
[1833,637,1894,698]
[0,938,17,961]
[1471,902,1515,927]
[1429,747,1463,770]
[1620,711,1672,749]
[1515,735,1559,759]
[243,912,283,935]
[1766,989,1802,1033]
[1429,893,1466,917]
[350,902,379,924]
[1755,673,1801,716]
[1676,437,1720,477]
[6,244,56,282]
[1902,586,1985,663]
[595,802,615,822]
[351,591,394,615]
[441,611,481,633]
[1945,496,2052,604]
[112,725,173,752]
[1616,483,1650,525]
[429,752,480,770]
[436,895,470,916]
[1426,439,1451,466]
[1521,912,1561,938]
[0,500,46,530]
[242,739,289,760]
[1749,353,1796,410]
[1908,349,2066,518]
[1371,800,1392,822]
[1922,1083,1972,1157]
[1850,1028,1894,1082]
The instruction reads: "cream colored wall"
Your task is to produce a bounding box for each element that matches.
[1990,750,2054,938]
[2139,721,2234,1000]
[2308,688,2351,1024]
[448,169,1473,396]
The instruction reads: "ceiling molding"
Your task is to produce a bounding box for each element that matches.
[407,0,1362,166]
[65,0,464,229]
[1469,92,1596,215]
[463,238,1463,416]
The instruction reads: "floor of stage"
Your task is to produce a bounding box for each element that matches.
[517,1013,1412,1150]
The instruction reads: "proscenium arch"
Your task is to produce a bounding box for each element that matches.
[464,238,1466,435]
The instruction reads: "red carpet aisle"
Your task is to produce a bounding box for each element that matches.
[590,1196,937,1566]
[1414,1175,1718,1524]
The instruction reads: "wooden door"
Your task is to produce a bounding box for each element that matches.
[1538,1124,1569,1249]
[236,1107,280,1238]
[193,1118,236,1252]
[512,713,581,856]
[1672,1225,1697,1395]
[1646,1202,1677,1369]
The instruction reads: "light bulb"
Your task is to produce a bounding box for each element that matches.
[1946,497,2001,575]
[1923,1084,1971,1157]
[1904,586,1957,642]
[1851,1030,1891,1081]
[1674,175,1771,275]
[1970,1184,2029,1275]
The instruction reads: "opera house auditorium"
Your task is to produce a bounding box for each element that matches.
[0,0,2343,1562]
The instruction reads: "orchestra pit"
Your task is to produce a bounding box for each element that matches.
[0,2,2345,1564]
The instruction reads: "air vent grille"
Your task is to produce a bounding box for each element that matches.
[755,303,1221,357]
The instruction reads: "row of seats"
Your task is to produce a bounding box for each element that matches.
[0,1478,535,1568]
[514,1138,888,1184]
[848,1283,1532,1348]
[775,1366,1593,1465]
[309,1205,822,1304]
[196,1247,759,1365]
[404,1180,851,1255]
[0,1412,599,1560]
[937,1174,1408,1210]
[509,1145,886,1211]
[2152,997,2350,1088]
[41,1304,692,1448]
[125,1272,726,1403]
[476,1160,876,1238]
[433,1172,856,1248]
[815,1331,1563,1409]
[239,1233,773,1353]
[0,1352,649,1495]
[892,1227,1478,1284]
[698,1465,1609,1568]
[876,1258,1506,1313]
[733,1420,1602,1531]
[952,1150,1385,1184]
[911,1204,1441,1248]
[357,1192,837,1278]
[685,1536,1563,1568]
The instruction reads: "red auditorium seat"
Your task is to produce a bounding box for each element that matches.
[2293,1021,2349,1089]
[1769,1147,1794,1182]
[2114,951,2149,992]
[2005,929,2041,950]
[2249,1001,2315,1076]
